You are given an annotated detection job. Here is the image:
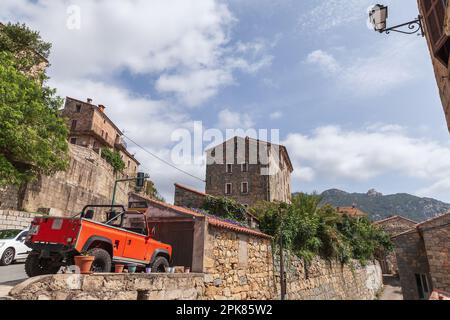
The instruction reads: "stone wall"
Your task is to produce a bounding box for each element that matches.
[417,0,450,132]
[393,229,432,300]
[375,216,418,274]
[275,254,383,300]
[174,184,207,209]
[419,214,450,293]
[0,210,35,230]
[0,144,129,216]
[0,185,20,210]
[9,273,204,300]
[203,225,276,300]
[202,226,382,300]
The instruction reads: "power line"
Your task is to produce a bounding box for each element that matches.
[122,133,206,183]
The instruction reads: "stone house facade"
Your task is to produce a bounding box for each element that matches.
[62,97,140,179]
[417,0,450,131]
[374,215,418,275]
[392,212,450,300]
[0,144,129,215]
[205,136,293,207]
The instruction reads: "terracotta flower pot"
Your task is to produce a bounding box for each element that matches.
[115,264,125,273]
[74,256,95,274]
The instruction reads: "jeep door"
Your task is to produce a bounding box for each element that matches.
[121,213,150,262]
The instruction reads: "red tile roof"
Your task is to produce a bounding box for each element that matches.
[133,193,271,239]
[374,215,418,225]
[337,207,367,217]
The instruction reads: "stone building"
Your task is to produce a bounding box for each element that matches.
[417,0,450,131]
[374,216,418,275]
[392,212,450,300]
[336,206,368,218]
[173,183,260,229]
[62,97,140,178]
[0,144,129,215]
[205,136,293,207]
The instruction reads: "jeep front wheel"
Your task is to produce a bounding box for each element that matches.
[25,253,60,277]
[88,248,112,273]
[151,256,169,273]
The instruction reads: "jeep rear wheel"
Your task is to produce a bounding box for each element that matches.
[25,253,60,277]
[88,248,112,273]
[151,256,169,273]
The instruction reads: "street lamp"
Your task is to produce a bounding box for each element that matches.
[368,4,424,36]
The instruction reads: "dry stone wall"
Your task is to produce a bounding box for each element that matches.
[0,210,35,230]
[9,273,205,300]
[203,225,276,300]
[274,254,383,300]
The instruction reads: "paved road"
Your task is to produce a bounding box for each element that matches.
[0,263,28,299]
[381,275,403,300]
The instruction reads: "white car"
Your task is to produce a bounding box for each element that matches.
[0,229,31,266]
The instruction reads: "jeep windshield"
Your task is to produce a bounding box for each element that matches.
[0,229,21,240]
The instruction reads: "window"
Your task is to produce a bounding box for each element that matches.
[241,163,248,172]
[225,183,232,195]
[101,130,104,137]
[71,120,77,130]
[105,132,108,141]
[241,182,249,194]
[415,273,431,300]
[70,138,77,145]
[226,163,233,173]
[422,0,450,66]
[76,104,82,113]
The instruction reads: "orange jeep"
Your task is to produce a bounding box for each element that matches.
[25,205,172,277]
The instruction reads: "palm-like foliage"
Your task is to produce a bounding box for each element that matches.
[253,193,393,264]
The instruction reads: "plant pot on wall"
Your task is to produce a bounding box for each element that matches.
[115,264,125,273]
[74,255,95,274]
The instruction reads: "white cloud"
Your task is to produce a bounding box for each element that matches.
[283,125,450,199]
[305,38,423,96]
[216,108,254,129]
[306,50,341,73]
[298,0,371,32]
[1,0,272,107]
[269,111,283,120]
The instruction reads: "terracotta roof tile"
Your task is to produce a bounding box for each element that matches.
[133,193,271,239]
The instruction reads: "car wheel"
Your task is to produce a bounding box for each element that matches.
[0,248,15,266]
[24,253,60,277]
[151,256,169,273]
[88,248,112,273]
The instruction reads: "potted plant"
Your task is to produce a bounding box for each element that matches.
[74,251,95,274]
[115,264,125,273]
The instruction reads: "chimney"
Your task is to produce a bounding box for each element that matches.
[87,98,93,104]
[98,104,106,113]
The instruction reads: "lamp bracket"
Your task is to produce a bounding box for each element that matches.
[381,15,424,37]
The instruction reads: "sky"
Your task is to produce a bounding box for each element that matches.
[2,0,450,203]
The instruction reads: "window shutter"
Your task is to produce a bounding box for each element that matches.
[423,0,450,65]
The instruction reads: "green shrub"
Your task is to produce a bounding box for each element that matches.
[101,148,125,173]
[202,196,248,223]
[253,193,393,264]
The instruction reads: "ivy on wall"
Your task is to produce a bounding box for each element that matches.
[101,148,125,173]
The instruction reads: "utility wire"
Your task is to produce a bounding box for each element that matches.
[122,133,206,183]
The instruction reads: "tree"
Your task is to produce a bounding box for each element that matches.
[100,148,125,173]
[0,24,69,197]
[252,193,393,264]
[0,23,51,74]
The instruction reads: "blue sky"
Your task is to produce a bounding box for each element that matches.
[3,0,450,203]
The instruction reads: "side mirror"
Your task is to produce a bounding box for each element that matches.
[19,236,26,242]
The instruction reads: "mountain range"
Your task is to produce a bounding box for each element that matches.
[316,189,450,222]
